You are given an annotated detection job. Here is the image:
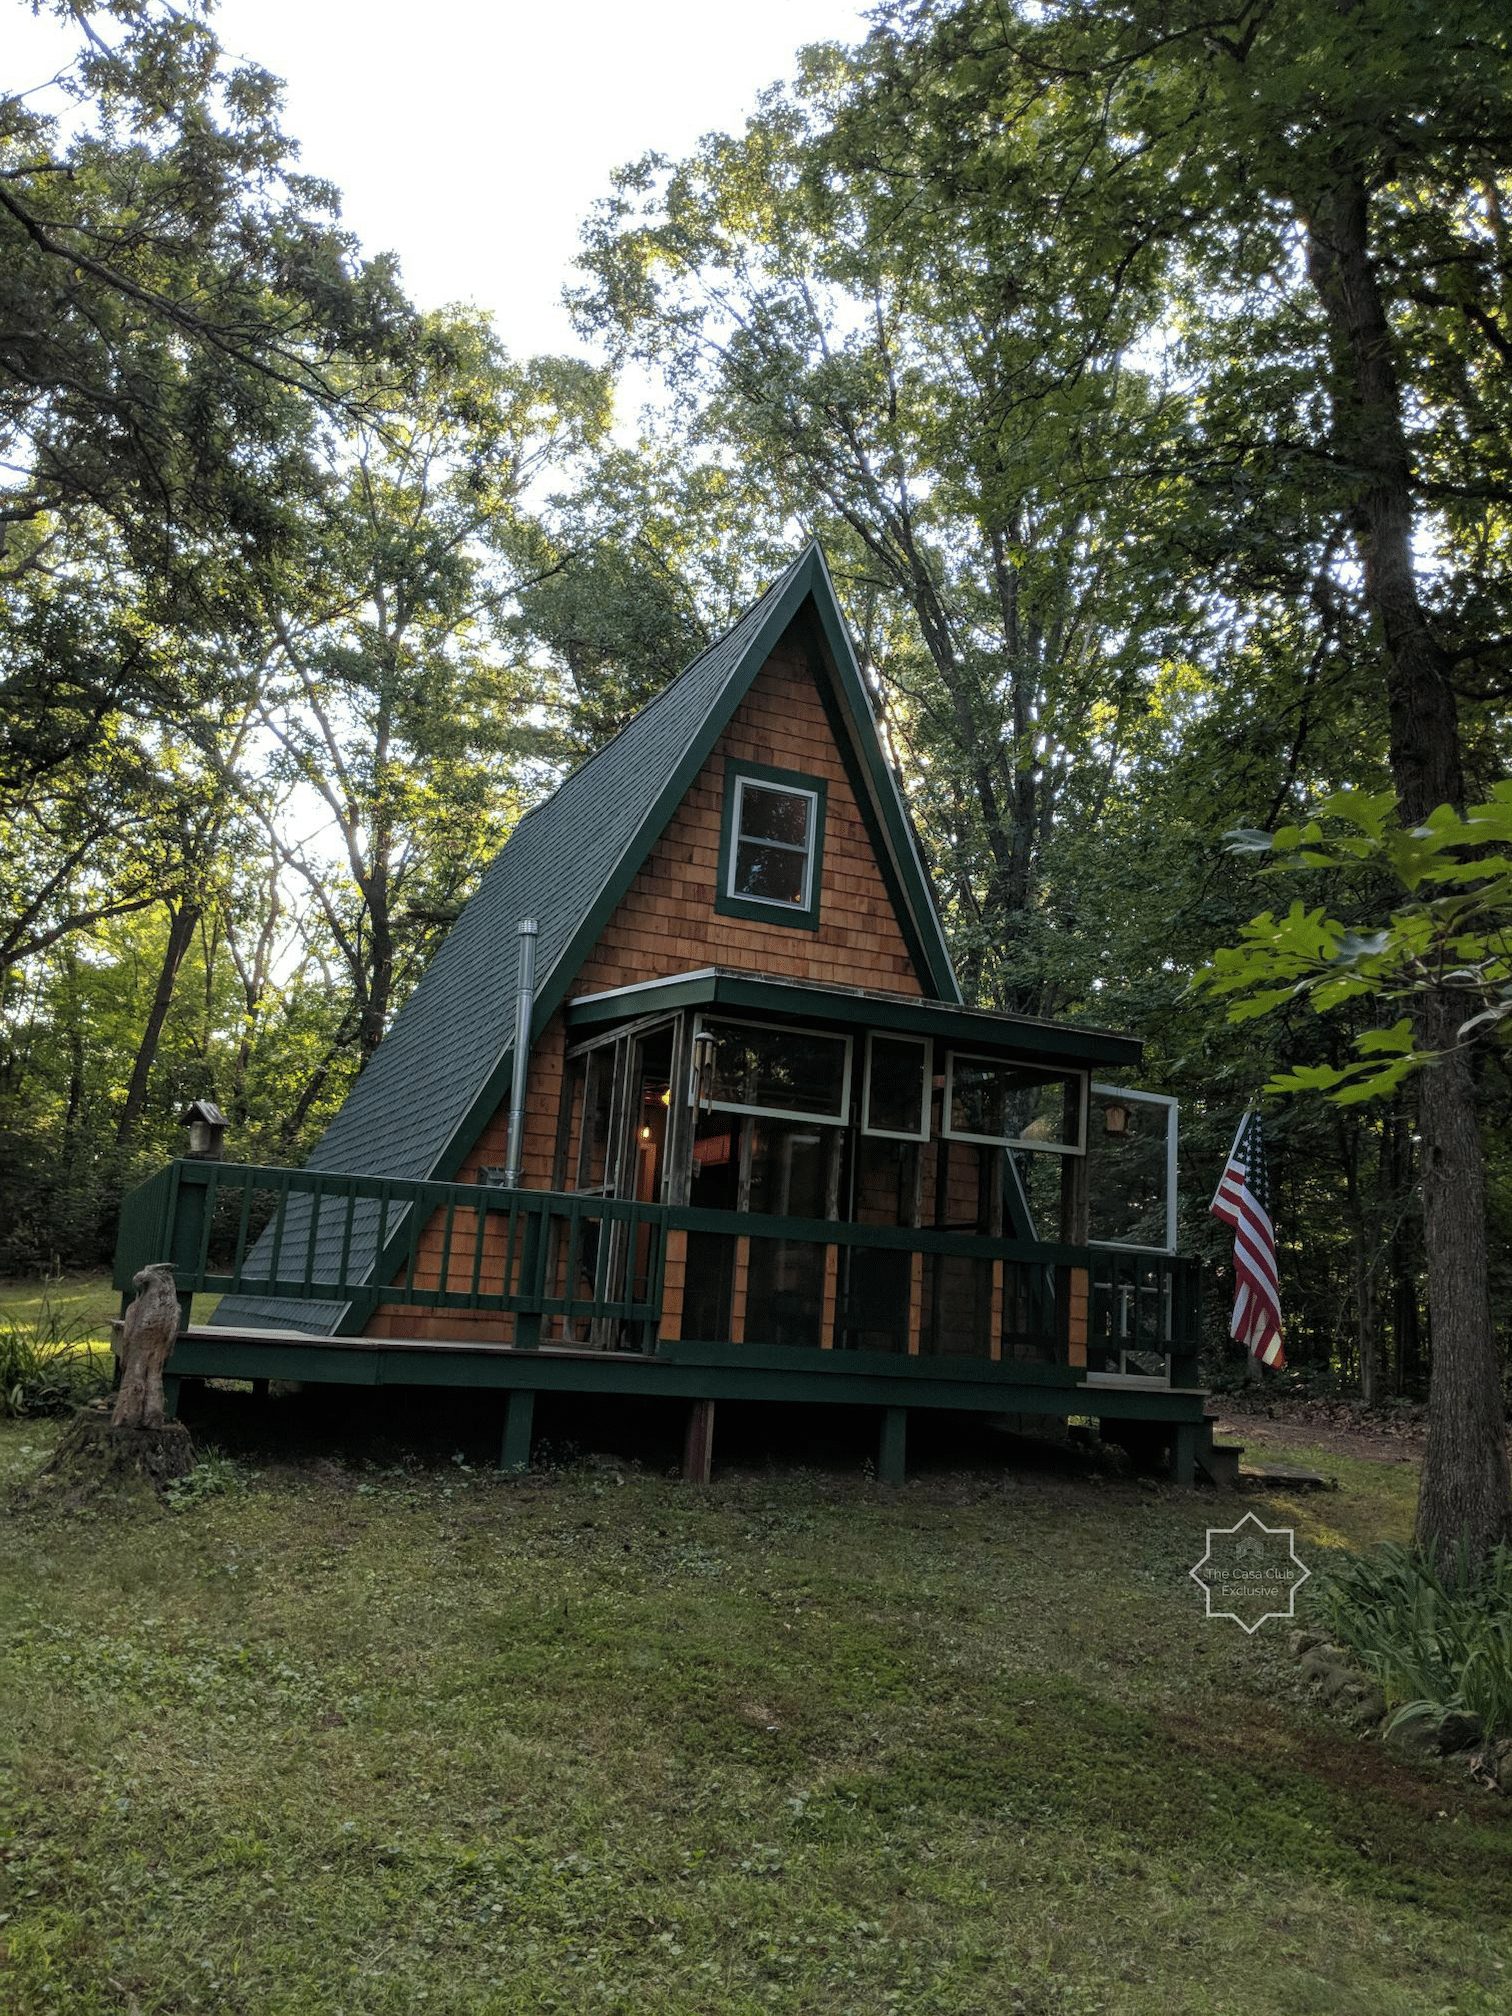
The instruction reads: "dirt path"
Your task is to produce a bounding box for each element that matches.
[1213,1400,1424,1467]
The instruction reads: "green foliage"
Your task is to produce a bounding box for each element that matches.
[1319,1542,1512,1744]
[0,1305,107,1417]
[163,1447,247,1512]
[1199,784,1512,1101]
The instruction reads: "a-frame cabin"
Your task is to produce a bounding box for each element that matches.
[115,546,1217,1482]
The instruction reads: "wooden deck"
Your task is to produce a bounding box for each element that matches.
[165,1321,1214,1485]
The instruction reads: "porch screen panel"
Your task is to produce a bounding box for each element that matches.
[747,1119,828,1218]
[683,1232,735,1343]
[923,1252,994,1358]
[744,1236,826,1350]
[839,1248,910,1353]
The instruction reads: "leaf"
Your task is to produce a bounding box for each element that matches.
[1224,826,1277,855]
[1355,1019,1416,1056]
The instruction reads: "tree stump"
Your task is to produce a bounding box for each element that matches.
[17,1263,194,1508]
[24,1398,196,1507]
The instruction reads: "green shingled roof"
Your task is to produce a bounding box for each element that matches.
[213,543,959,1333]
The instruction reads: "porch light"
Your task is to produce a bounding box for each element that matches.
[1103,1100,1131,1137]
[182,1098,228,1161]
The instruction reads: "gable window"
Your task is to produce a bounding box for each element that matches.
[716,759,826,930]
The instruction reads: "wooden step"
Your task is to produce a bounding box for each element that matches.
[1239,1460,1336,1492]
[1195,1437,1244,1490]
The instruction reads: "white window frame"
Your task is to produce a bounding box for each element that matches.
[694,1014,853,1126]
[861,1032,933,1142]
[725,775,819,911]
[942,1052,1088,1156]
[1088,1083,1179,1256]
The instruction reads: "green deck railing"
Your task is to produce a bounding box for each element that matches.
[114,1159,667,1344]
[113,1159,1200,1376]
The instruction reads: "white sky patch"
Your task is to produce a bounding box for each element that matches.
[8,0,871,359]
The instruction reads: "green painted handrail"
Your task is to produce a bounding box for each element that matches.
[111,1158,1202,1360]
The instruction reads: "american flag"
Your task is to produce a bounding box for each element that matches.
[1210,1107,1286,1370]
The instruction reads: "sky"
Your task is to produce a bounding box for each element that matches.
[11,0,873,358]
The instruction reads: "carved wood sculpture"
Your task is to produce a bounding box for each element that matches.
[112,1262,180,1429]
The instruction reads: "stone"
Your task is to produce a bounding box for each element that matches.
[1437,1710,1485,1755]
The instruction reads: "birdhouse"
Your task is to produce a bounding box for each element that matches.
[181,1099,228,1161]
[1102,1099,1131,1137]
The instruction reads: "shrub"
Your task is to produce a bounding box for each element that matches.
[1318,1541,1512,1743]
[0,1306,111,1418]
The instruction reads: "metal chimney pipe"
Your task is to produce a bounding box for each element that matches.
[502,917,538,1189]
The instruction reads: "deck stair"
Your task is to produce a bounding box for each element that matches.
[1194,1417,1244,1490]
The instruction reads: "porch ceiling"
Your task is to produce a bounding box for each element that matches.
[564,967,1143,1071]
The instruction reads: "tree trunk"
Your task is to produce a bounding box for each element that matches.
[115,899,201,1146]
[1301,173,1511,1562]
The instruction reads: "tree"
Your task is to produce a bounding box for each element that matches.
[573,52,1179,1012]
[1,0,408,554]
[255,312,609,1063]
[849,0,1511,1557]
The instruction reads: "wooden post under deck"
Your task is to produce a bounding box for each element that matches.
[500,1386,535,1473]
[907,1251,924,1357]
[683,1398,716,1483]
[877,1406,907,1486]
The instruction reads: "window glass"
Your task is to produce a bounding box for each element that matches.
[1088,1087,1176,1252]
[864,1035,930,1138]
[729,778,815,907]
[947,1056,1082,1150]
[706,1020,849,1121]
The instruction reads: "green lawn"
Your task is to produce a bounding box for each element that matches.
[0,1270,220,1345]
[0,1271,123,1341]
[2,1400,1508,2015]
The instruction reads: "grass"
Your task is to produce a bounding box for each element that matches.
[0,1272,123,1343]
[0,1270,221,1351]
[2,1396,1510,2015]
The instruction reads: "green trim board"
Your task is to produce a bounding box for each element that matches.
[567,968,1143,1070]
[167,1327,1211,1424]
[714,757,828,930]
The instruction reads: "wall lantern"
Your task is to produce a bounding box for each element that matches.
[182,1098,228,1161]
[1102,1099,1131,1138]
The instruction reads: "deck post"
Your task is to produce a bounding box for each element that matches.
[682,1398,715,1484]
[161,1373,181,1421]
[1171,1421,1197,1488]
[514,1211,544,1350]
[500,1387,535,1474]
[167,1163,210,1333]
[877,1406,907,1486]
